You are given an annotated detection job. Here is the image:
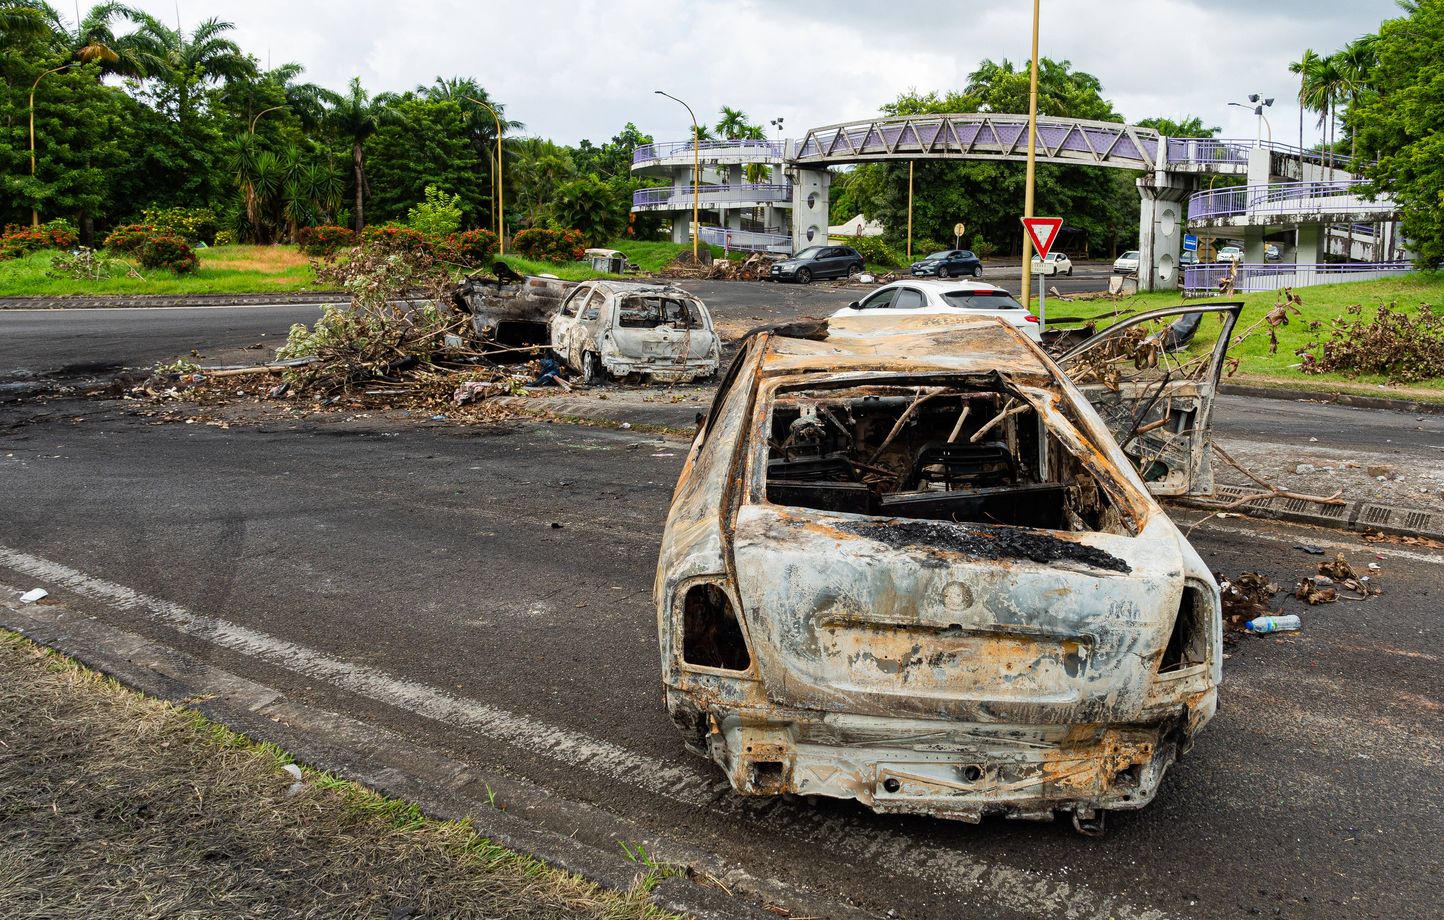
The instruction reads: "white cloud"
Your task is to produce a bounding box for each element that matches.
[122,0,1398,147]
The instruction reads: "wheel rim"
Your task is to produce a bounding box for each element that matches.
[798,268,811,283]
[973,266,982,277]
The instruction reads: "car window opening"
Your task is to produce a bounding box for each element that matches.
[618,296,705,329]
[763,380,1126,534]
[939,291,1025,311]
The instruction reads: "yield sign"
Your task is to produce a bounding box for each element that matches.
[1021,217,1064,259]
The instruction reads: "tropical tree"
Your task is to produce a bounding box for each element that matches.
[324,77,398,230]
[1288,48,1322,166]
[126,14,254,127]
[1134,116,1219,138]
[510,137,577,229]
[1336,35,1380,161]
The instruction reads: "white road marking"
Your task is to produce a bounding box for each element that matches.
[0,545,1165,919]
[1191,521,1444,567]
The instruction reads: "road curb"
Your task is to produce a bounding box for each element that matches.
[1220,383,1444,416]
[0,598,769,920]
[0,291,345,310]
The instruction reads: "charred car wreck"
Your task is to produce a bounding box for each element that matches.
[655,307,1241,831]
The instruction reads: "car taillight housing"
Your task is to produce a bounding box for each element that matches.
[1024,313,1039,323]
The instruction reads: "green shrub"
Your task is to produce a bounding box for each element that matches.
[138,234,199,274]
[213,229,237,246]
[360,223,431,253]
[450,228,498,267]
[970,234,998,258]
[297,224,356,256]
[104,223,159,254]
[0,219,80,259]
[140,207,219,244]
[406,185,464,237]
[512,227,585,263]
[839,234,903,268]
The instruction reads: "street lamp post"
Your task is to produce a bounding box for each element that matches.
[249,104,286,134]
[29,63,72,226]
[656,90,700,264]
[1230,94,1274,146]
[1019,0,1041,309]
[465,96,506,256]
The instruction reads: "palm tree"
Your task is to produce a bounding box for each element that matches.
[128,14,255,126]
[715,105,750,139]
[1335,35,1379,163]
[0,0,61,51]
[419,77,523,228]
[1288,48,1321,171]
[324,77,399,231]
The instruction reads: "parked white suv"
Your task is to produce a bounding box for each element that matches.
[831,279,1041,342]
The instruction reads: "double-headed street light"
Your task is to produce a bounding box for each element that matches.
[464,95,506,256]
[656,90,700,264]
[29,62,72,226]
[1230,94,1274,145]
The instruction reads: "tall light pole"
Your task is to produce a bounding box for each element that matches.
[465,96,505,256]
[29,63,72,226]
[657,90,700,264]
[1230,95,1274,146]
[1019,0,1041,309]
[249,104,286,134]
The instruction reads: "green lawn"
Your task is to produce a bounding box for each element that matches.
[0,246,320,297]
[1033,273,1444,399]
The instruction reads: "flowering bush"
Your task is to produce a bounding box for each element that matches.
[297,224,357,256]
[212,229,237,246]
[449,228,498,267]
[137,234,200,274]
[360,223,431,253]
[512,227,585,263]
[139,207,219,244]
[0,220,80,260]
[103,223,160,254]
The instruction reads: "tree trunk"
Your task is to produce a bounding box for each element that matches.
[353,142,365,232]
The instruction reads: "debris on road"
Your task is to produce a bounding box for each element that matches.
[19,588,48,604]
[1218,572,1282,633]
[1246,614,1302,633]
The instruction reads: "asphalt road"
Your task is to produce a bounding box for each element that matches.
[1,401,1440,919]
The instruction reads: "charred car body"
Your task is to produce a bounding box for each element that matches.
[550,281,721,384]
[655,306,1241,830]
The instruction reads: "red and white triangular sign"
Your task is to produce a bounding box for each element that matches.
[1021,217,1063,259]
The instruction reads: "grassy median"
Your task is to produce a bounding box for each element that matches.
[0,629,676,919]
[1033,271,1444,399]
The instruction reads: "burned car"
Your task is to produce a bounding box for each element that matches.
[549,281,721,384]
[655,306,1241,831]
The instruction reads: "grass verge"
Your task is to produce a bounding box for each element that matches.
[0,246,320,297]
[1034,272,1444,397]
[0,627,677,919]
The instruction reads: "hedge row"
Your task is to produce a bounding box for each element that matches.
[0,220,79,260]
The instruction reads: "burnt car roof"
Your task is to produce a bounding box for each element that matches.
[758,314,1051,379]
[589,280,696,297]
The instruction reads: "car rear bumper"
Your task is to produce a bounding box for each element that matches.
[689,698,1212,823]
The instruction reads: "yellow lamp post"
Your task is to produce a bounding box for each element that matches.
[1019,0,1041,308]
[29,63,72,226]
[465,96,506,256]
[656,90,700,264]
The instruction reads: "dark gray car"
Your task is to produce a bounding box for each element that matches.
[769,245,864,284]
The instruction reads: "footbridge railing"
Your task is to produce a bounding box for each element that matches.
[1188,179,1395,223]
[793,114,1161,169]
[633,139,784,167]
[632,183,792,209]
[1183,260,1412,294]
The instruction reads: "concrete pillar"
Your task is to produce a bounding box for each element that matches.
[1136,170,1195,292]
[1246,147,1273,188]
[671,213,691,245]
[789,167,830,253]
[1296,223,1321,287]
[1244,226,1266,264]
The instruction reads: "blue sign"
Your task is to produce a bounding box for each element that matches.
[1182,234,1199,252]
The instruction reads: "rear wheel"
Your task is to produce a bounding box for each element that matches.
[848,262,863,277]
[972,265,983,278]
[796,267,812,284]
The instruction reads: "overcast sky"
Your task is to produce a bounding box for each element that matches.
[121,0,1401,147]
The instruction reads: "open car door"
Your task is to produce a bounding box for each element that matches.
[1054,302,1243,497]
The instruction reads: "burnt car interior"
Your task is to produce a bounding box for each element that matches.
[618,296,705,329]
[763,376,1130,534]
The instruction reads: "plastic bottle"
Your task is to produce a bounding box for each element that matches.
[1246,614,1301,634]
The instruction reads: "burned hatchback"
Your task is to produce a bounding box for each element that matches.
[655,310,1238,831]
[550,280,721,384]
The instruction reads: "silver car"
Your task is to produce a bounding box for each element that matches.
[655,305,1242,832]
[549,281,721,384]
